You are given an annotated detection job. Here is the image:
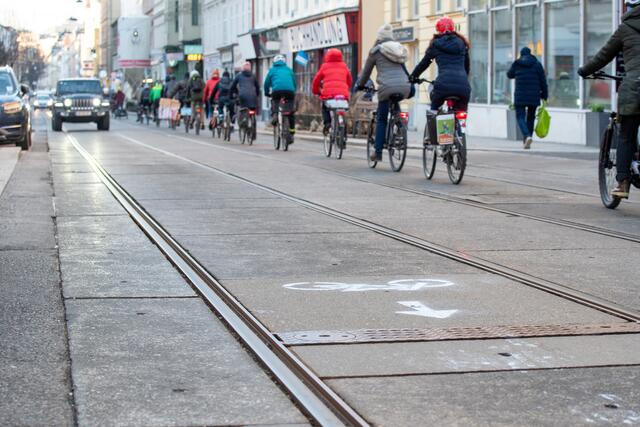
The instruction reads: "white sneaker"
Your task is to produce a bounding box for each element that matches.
[524,137,533,149]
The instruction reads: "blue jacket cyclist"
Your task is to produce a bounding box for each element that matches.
[264,55,297,135]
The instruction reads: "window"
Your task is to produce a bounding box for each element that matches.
[413,0,420,17]
[516,4,541,56]
[469,0,486,10]
[174,0,179,32]
[545,0,580,108]
[192,0,199,26]
[435,0,442,13]
[469,12,489,103]
[455,0,463,10]
[585,0,612,109]
[395,0,402,21]
[492,8,512,104]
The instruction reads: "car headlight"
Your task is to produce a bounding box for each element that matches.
[63,98,72,107]
[3,101,22,114]
[92,98,101,107]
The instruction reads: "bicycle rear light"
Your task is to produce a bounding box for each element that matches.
[248,110,256,115]
[456,111,467,120]
[399,112,409,120]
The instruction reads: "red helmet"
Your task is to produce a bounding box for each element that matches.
[435,17,455,34]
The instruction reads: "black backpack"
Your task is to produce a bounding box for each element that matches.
[191,77,204,93]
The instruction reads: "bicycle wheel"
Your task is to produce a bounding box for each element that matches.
[334,125,344,159]
[195,116,200,135]
[323,124,332,157]
[249,116,255,145]
[282,116,289,151]
[367,118,377,168]
[422,125,437,180]
[224,113,231,141]
[184,116,189,133]
[446,131,467,185]
[388,121,407,172]
[273,121,280,150]
[598,121,621,209]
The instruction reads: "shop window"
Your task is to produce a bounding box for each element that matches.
[516,5,541,57]
[545,0,580,108]
[192,0,199,26]
[585,0,612,110]
[492,8,512,104]
[469,12,489,103]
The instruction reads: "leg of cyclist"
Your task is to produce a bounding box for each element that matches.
[284,91,296,136]
[371,99,390,161]
[270,93,282,126]
[322,103,331,136]
[613,114,640,197]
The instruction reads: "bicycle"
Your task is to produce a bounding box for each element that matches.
[221,103,233,141]
[323,95,349,159]
[181,104,192,133]
[137,104,151,125]
[416,79,467,185]
[187,101,204,135]
[364,89,409,171]
[237,105,257,145]
[210,104,223,138]
[586,71,640,209]
[270,95,294,151]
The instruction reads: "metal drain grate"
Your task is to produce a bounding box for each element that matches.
[276,323,640,345]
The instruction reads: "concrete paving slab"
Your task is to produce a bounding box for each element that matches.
[294,334,640,377]
[470,248,640,312]
[0,146,20,197]
[60,246,196,298]
[222,273,617,332]
[0,217,56,250]
[175,231,478,281]
[139,196,295,211]
[66,298,307,427]
[327,366,640,426]
[53,185,123,216]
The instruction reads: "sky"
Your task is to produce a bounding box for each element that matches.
[0,0,86,34]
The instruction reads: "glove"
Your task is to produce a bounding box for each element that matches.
[577,67,587,78]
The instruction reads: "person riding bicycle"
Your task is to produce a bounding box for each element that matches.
[137,83,152,122]
[169,73,190,108]
[231,62,260,125]
[203,69,220,121]
[578,0,640,199]
[356,24,413,162]
[210,70,235,128]
[187,70,205,129]
[149,80,164,120]
[264,54,297,137]
[312,48,353,136]
[409,17,471,112]
[114,88,125,113]
[163,74,177,99]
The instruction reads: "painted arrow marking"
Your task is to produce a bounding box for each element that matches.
[396,301,458,319]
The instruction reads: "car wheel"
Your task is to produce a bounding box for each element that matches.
[18,127,31,151]
[98,114,110,131]
[52,115,62,132]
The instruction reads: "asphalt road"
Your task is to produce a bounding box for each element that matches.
[4,110,639,426]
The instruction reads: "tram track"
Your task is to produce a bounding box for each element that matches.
[126,121,640,245]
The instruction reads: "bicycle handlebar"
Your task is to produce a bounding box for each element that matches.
[585,71,622,82]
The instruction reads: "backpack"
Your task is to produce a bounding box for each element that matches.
[141,88,151,102]
[191,78,204,93]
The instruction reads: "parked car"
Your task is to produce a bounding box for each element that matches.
[52,78,110,131]
[0,66,32,150]
[33,93,53,110]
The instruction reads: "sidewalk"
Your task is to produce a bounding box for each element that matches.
[256,121,598,154]
[0,146,21,197]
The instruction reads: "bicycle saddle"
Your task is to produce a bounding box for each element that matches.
[389,93,405,102]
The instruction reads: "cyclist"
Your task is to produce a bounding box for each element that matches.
[137,83,151,122]
[578,0,640,198]
[231,62,260,113]
[163,74,177,99]
[210,70,235,129]
[312,48,353,136]
[409,17,471,112]
[356,24,413,162]
[264,54,297,137]
[149,80,164,121]
[203,69,220,121]
[187,70,205,129]
[114,88,125,115]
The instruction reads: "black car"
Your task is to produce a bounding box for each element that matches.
[0,66,32,150]
[52,78,110,131]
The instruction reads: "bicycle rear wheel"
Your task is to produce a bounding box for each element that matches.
[224,113,231,141]
[388,122,407,172]
[323,123,332,157]
[367,119,377,168]
[334,125,344,159]
[446,131,467,185]
[184,116,189,133]
[248,116,255,145]
[195,116,200,135]
[282,116,289,151]
[273,121,280,150]
[598,121,621,209]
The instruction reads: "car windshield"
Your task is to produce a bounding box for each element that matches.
[0,72,17,96]
[57,80,102,95]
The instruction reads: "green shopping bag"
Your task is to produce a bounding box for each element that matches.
[535,101,551,138]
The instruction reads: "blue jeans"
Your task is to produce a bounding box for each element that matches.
[515,105,537,139]
[375,100,390,154]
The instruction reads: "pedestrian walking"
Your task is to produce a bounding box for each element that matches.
[507,47,548,149]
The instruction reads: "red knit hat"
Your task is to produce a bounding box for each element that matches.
[435,17,455,34]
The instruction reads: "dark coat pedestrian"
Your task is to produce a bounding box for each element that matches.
[507,47,548,107]
[231,69,260,109]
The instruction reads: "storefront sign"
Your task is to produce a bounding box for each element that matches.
[220,50,233,64]
[184,45,203,55]
[238,34,257,60]
[117,16,151,68]
[257,29,282,57]
[287,14,349,52]
[393,27,415,43]
[186,53,203,61]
